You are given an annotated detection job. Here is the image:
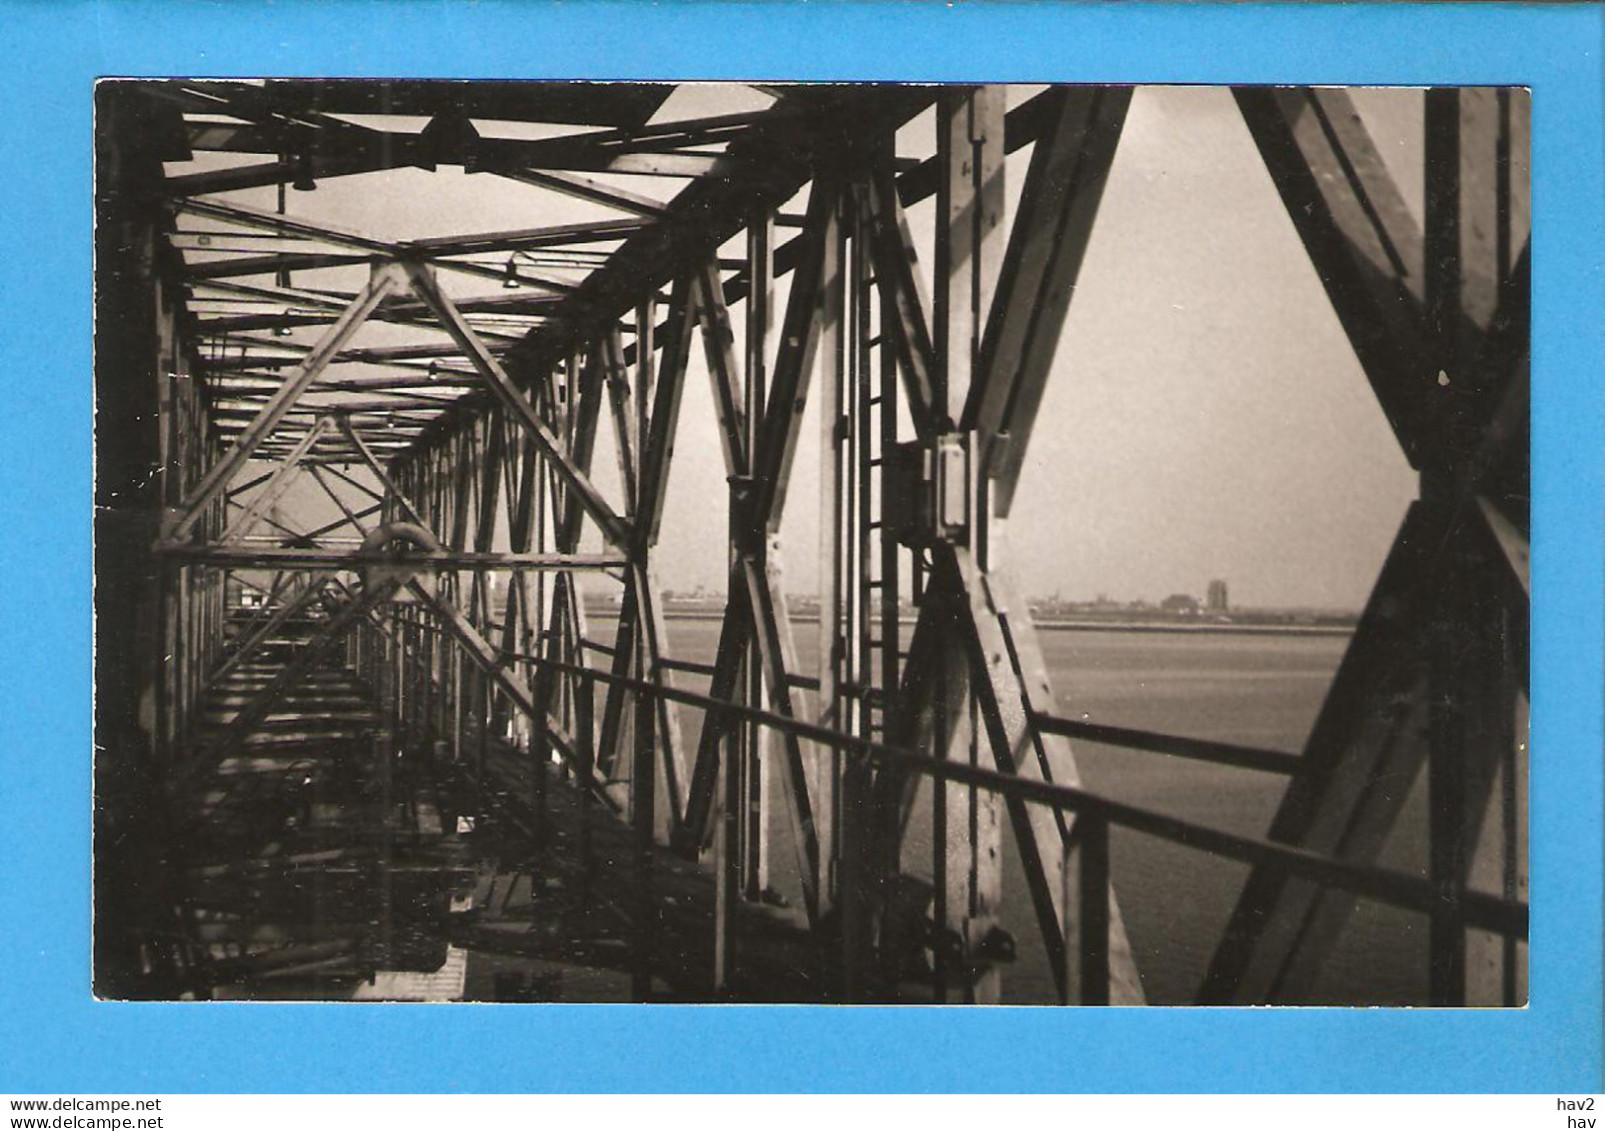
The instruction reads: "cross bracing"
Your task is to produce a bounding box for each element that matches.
[94,80,1529,1005]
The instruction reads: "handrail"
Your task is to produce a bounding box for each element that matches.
[1031,712,1305,777]
[503,647,1527,941]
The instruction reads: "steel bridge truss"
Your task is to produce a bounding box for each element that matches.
[94,80,1529,1005]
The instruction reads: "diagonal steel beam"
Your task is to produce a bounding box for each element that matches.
[595,562,690,820]
[693,258,751,479]
[967,87,1131,516]
[871,588,974,857]
[208,576,329,687]
[469,408,508,624]
[405,218,651,256]
[299,503,384,545]
[595,576,642,782]
[1196,503,1477,1003]
[336,416,427,526]
[413,575,596,808]
[1426,88,1529,381]
[496,168,668,219]
[673,550,826,921]
[678,566,752,849]
[401,261,632,549]
[636,278,696,547]
[497,425,540,675]
[182,577,403,792]
[552,345,610,550]
[672,212,836,919]
[865,167,940,441]
[308,465,370,538]
[740,556,823,926]
[405,579,582,768]
[224,467,277,500]
[595,334,644,780]
[754,176,840,527]
[187,250,371,282]
[168,149,417,197]
[603,333,640,513]
[164,263,406,542]
[940,545,1147,1004]
[1234,87,1436,466]
[1200,408,1527,1004]
[1477,495,1529,601]
[218,417,335,544]
[596,307,690,809]
[176,196,557,294]
[224,496,302,543]
[176,197,394,256]
[521,348,609,771]
[1202,215,1529,1005]
[631,563,687,828]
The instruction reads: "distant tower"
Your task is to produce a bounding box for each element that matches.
[1207,579,1229,612]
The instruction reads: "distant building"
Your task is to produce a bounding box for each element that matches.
[1207,579,1229,612]
[1161,593,1200,615]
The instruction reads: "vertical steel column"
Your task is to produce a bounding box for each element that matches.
[525,468,551,833]
[695,250,751,979]
[427,443,452,747]
[723,489,749,935]
[396,605,408,742]
[713,701,739,991]
[577,662,596,909]
[631,627,657,1001]
[743,206,774,901]
[374,724,394,970]
[715,587,742,988]
[934,87,1007,1003]
[1076,816,1111,1005]
[872,164,905,995]
[1425,87,1469,1008]
[817,188,848,913]
[527,391,551,843]
[633,296,664,839]
[451,644,464,765]
[372,589,396,970]
[839,179,882,998]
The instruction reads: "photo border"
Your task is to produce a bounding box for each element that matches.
[3,0,1599,1093]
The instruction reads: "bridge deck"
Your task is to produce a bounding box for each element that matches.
[179,616,826,1002]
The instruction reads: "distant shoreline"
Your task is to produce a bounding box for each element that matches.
[1021,619,1351,638]
[638,607,1355,638]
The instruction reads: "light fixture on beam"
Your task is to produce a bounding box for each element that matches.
[427,360,440,381]
[292,150,317,192]
[503,255,521,289]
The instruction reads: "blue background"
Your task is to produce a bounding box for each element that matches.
[1,0,1599,1093]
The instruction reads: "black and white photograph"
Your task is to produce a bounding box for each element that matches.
[93,79,1531,1006]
